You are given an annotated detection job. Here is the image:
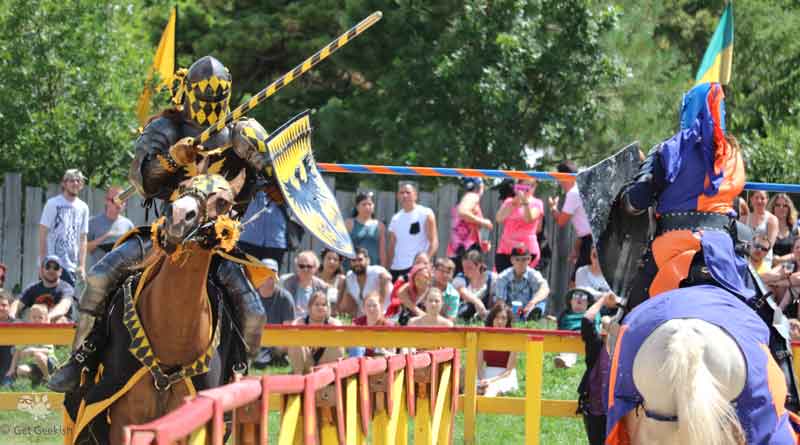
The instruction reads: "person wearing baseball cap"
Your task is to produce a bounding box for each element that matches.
[16,255,75,323]
[39,169,90,288]
[252,258,294,369]
[495,245,550,321]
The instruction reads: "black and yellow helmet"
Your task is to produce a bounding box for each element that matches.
[173,56,232,127]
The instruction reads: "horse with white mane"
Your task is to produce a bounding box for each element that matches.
[605,284,800,445]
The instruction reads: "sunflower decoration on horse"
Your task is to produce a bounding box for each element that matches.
[54,12,382,444]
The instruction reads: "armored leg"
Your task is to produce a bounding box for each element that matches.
[214,260,266,367]
[48,237,149,393]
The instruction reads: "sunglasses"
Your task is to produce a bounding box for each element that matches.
[754,245,770,252]
[45,263,61,271]
[297,264,315,270]
[514,184,531,193]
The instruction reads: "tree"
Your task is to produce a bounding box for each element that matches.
[591,0,800,186]
[166,0,623,186]
[0,0,149,187]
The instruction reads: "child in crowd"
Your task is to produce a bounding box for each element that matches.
[477,302,519,396]
[5,304,56,386]
[385,252,431,321]
[578,293,613,445]
[0,290,17,386]
[352,292,396,357]
[287,291,344,374]
[394,263,434,325]
[554,288,594,368]
[408,288,454,327]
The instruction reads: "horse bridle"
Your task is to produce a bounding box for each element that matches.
[159,182,236,250]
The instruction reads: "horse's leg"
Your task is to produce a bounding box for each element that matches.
[108,374,197,444]
[108,375,158,445]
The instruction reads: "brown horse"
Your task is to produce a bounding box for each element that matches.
[87,172,248,444]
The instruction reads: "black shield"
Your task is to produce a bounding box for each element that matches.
[576,142,651,301]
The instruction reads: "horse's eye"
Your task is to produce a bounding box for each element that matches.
[216,198,232,215]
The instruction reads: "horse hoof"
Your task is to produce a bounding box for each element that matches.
[46,367,80,393]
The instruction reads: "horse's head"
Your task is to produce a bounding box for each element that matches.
[156,170,245,252]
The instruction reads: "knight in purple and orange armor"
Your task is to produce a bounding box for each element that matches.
[619,82,800,414]
[623,82,744,303]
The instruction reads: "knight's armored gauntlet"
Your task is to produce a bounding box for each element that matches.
[623,145,661,215]
[232,119,269,172]
[169,137,200,166]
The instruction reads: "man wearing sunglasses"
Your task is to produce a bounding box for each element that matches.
[280,251,329,318]
[749,233,772,276]
[17,256,75,323]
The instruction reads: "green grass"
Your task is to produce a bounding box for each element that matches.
[0,323,587,444]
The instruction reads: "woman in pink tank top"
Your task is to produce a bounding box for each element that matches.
[495,179,543,273]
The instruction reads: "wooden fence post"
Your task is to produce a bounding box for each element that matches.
[22,186,44,287]
[463,332,479,445]
[2,173,23,291]
[525,335,545,445]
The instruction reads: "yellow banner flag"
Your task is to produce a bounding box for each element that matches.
[136,7,176,125]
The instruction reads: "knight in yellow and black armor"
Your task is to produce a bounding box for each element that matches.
[49,56,273,393]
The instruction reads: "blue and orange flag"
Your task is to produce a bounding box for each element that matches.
[136,7,177,125]
[695,2,733,85]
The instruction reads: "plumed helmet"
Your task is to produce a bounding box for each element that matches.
[679,82,726,136]
[172,56,232,127]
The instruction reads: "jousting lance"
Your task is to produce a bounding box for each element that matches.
[116,10,383,204]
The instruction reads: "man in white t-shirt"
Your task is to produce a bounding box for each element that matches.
[387,182,438,280]
[38,169,90,287]
[339,248,393,317]
[547,161,593,275]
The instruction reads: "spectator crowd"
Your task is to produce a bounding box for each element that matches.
[2,165,800,444]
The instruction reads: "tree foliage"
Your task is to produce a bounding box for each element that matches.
[0,0,148,187]
[599,0,800,184]
[1,0,799,187]
[165,0,622,188]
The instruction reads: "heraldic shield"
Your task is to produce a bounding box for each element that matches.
[264,110,354,258]
[576,142,649,303]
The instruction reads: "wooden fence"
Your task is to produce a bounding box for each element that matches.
[0,173,576,314]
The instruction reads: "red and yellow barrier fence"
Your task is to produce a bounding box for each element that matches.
[123,348,460,445]
[2,323,798,444]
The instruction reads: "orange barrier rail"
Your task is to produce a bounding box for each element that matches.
[123,348,462,445]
